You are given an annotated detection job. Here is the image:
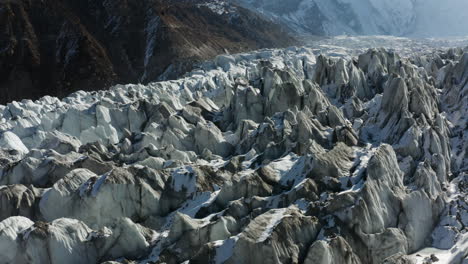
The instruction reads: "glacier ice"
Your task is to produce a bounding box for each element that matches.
[0,37,467,263]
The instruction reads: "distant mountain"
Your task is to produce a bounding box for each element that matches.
[236,0,468,37]
[0,0,295,103]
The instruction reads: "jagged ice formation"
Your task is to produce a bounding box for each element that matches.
[0,40,467,264]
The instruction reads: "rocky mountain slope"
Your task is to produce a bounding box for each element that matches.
[236,0,468,37]
[0,0,294,104]
[0,39,467,263]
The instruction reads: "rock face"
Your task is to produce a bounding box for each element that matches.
[0,0,294,104]
[0,42,467,263]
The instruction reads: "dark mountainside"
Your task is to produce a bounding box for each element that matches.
[0,0,295,104]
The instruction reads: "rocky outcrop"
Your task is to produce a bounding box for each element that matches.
[0,44,466,263]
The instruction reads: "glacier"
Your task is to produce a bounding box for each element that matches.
[0,36,466,263]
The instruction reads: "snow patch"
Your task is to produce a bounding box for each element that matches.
[214,236,239,264]
[171,166,197,194]
[257,208,289,243]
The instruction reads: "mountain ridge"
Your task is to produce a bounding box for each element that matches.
[236,0,468,37]
[0,0,295,104]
